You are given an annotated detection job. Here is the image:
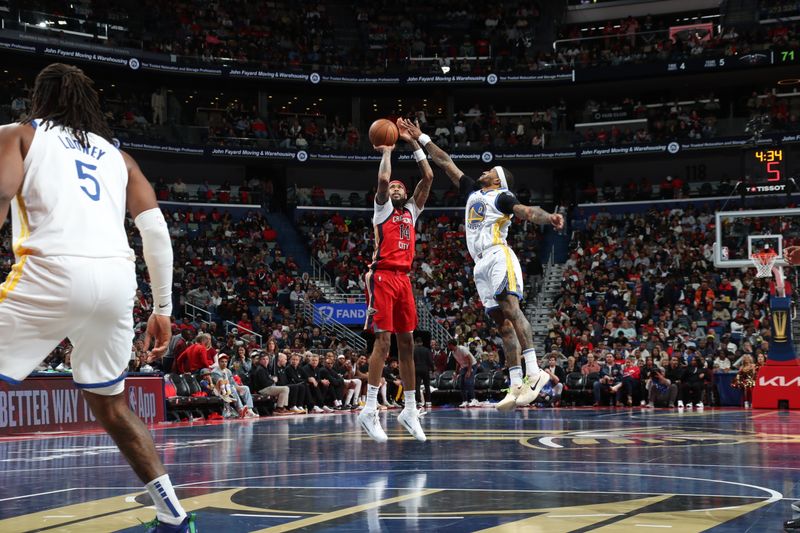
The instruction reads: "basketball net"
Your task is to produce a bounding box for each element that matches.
[751,250,787,297]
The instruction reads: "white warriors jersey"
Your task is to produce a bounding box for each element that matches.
[464,188,513,261]
[11,120,133,261]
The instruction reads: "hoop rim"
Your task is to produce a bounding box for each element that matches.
[751,250,779,265]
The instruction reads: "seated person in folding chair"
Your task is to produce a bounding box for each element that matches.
[646,368,678,408]
[537,355,565,406]
[593,354,622,406]
[679,356,706,409]
[383,358,403,407]
[303,353,336,412]
[614,355,641,406]
[212,353,258,418]
[250,352,291,414]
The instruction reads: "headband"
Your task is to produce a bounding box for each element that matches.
[493,166,508,189]
[389,180,407,194]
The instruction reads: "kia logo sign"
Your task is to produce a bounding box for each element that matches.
[759,376,800,386]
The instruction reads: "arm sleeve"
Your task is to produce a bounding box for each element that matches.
[495,192,520,216]
[459,174,478,202]
[134,208,174,316]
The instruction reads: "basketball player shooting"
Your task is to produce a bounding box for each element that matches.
[357,119,433,443]
[400,119,564,410]
[0,64,193,533]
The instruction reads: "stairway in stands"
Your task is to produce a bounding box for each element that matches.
[264,213,347,302]
[265,212,312,273]
[527,263,565,358]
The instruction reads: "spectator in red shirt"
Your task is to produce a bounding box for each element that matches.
[311,185,326,206]
[176,334,214,374]
[262,225,277,241]
[614,355,641,406]
[237,312,254,333]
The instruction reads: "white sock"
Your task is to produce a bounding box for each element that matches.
[380,384,388,402]
[523,349,540,376]
[404,390,417,411]
[145,474,186,525]
[366,384,379,411]
[345,388,355,405]
[509,366,523,387]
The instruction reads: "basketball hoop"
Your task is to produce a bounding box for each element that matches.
[751,250,779,278]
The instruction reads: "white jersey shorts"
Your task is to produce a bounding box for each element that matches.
[0,255,137,395]
[473,245,524,312]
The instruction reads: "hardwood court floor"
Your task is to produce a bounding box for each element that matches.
[0,407,798,532]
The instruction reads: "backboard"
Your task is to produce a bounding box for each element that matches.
[714,208,800,269]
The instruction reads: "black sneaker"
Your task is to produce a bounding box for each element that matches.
[785,518,800,530]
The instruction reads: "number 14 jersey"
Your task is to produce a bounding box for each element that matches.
[369,198,422,273]
[13,120,133,261]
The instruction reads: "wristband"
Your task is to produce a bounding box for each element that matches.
[413,149,426,162]
[418,133,431,146]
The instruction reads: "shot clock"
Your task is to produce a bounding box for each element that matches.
[749,147,786,182]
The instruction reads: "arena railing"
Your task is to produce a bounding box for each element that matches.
[310,257,334,289]
[224,321,263,348]
[296,298,367,353]
[416,300,453,347]
[184,302,211,325]
[552,29,669,52]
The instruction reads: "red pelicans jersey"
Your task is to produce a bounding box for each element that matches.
[369,199,422,272]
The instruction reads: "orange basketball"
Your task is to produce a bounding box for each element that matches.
[368,118,398,147]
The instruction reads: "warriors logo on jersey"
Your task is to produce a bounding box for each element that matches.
[467,200,487,230]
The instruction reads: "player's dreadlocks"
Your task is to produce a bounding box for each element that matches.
[23,63,113,148]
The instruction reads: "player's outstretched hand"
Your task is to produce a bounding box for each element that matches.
[397,118,422,140]
[374,144,395,153]
[785,245,800,266]
[397,118,413,143]
[144,313,172,359]
[550,213,565,231]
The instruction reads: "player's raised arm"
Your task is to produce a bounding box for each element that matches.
[511,202,565,230]
[374,144,394,205]
[398,119,433,209]
[0,125,26,230]
[402,119,464,187]
[123,150,174,358]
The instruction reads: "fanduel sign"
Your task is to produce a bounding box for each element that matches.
[313,303,367,326]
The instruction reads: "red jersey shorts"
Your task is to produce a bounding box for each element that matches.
[364,269,417,334]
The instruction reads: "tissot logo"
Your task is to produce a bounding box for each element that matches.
[748,184,786,193]
[759,376,800,387]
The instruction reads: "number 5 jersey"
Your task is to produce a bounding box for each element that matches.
[12,120,133,261]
